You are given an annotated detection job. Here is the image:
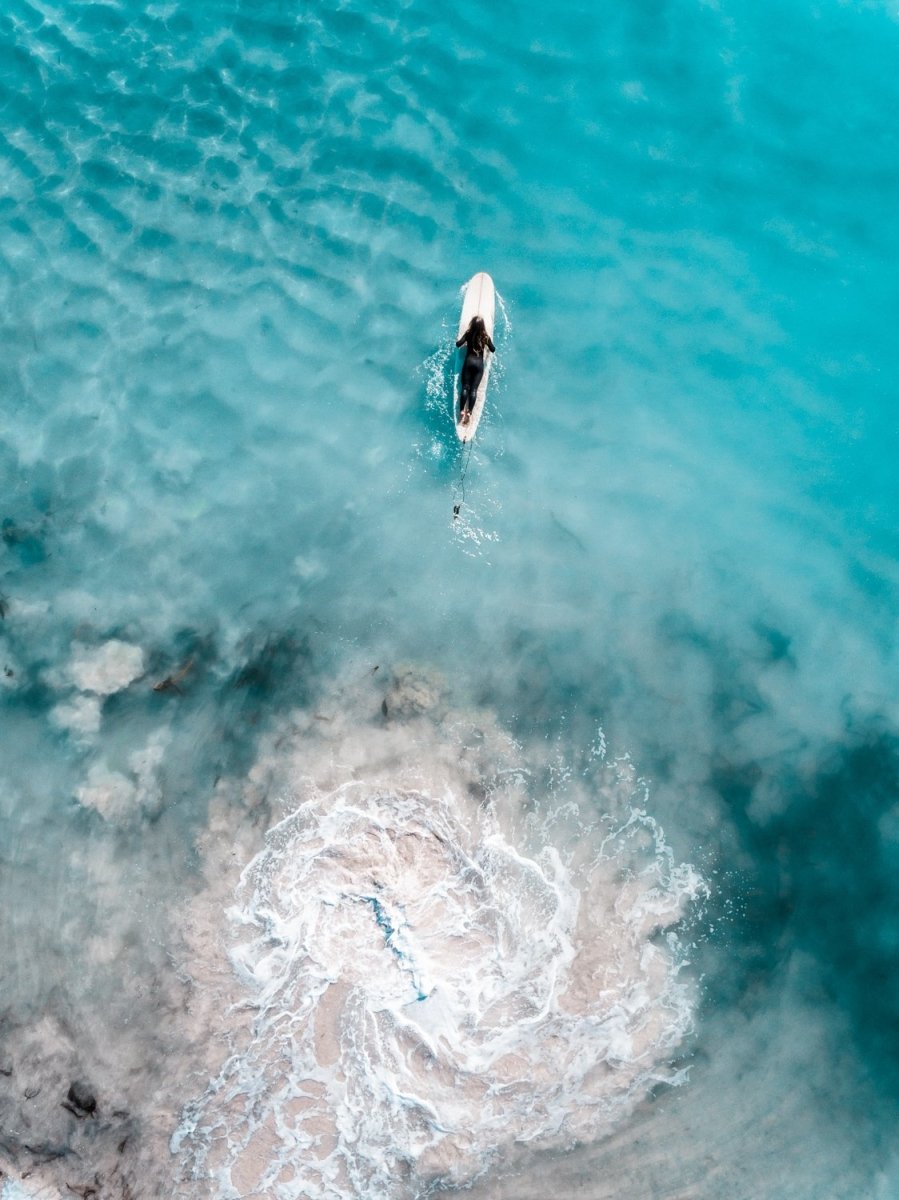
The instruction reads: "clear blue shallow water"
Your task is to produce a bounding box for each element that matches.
[1,0,898,1196]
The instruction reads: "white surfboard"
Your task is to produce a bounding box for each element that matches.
[454,272,496,443]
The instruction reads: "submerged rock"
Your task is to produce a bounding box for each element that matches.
[0,1015,141,1200]
[65,1080,97,1117]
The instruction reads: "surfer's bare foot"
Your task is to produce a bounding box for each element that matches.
[461,411,470,425]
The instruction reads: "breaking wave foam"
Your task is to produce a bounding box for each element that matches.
[174,691,703,1199]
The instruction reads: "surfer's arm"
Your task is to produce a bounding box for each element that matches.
[486,335,496,353]
[455,334,467,348]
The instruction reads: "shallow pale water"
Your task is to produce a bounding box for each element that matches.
[1,0,898,1197]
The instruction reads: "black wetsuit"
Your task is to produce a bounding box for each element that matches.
[456,324,496,416]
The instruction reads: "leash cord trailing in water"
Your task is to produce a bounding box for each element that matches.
[452,437,475,519]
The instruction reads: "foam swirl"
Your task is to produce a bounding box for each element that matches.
[175,701,703,1199]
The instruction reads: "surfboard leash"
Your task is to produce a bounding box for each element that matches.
[452,438,475,520]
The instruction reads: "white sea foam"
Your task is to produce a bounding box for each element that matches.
[50,693,103,737]
[68,639,145,695]
[0,1179,64,1200]
[174,678,703,1199]
[74,729,170,822]
[76,762,138,822]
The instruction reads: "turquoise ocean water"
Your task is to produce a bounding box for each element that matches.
[1,0,898,1196]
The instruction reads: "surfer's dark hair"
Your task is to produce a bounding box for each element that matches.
[455,315,495,358]
[466,315,489,353]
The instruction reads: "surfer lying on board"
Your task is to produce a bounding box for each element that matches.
[456,315,495,426]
